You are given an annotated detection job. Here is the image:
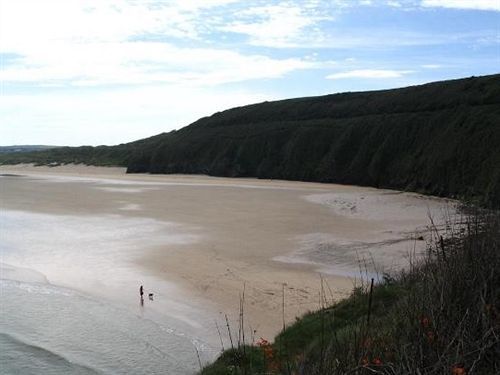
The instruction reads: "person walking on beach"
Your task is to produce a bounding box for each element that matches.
[139,285,144,306]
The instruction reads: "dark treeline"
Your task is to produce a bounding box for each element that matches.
[2,74,499,206]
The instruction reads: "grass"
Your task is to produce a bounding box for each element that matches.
[201,208,500,374]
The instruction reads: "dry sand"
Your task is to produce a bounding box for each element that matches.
[0,164,455,340]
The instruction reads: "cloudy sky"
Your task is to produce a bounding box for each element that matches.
[1,0,498,146]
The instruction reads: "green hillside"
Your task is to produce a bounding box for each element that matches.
[2,74,499,206]
[127,74,500,206]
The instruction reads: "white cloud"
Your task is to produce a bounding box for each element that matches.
[0,41,315,86]
[421,64,443,69]
[0,0,334,146]
[421,0,500,11]
[326,69,414,79]
[0,0,241,49]
[219,2,334,48]
[386,1,403,7]
[0,0,318,87]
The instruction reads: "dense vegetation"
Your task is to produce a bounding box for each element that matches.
[201,209,500,374]
[1,74,499,206]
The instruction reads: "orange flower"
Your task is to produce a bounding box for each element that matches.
[451,365,466,375]
[372,357,382,366]
[257,338,270,347]
[257,338,275,361]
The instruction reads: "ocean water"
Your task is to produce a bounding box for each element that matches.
[0,208,216,374]
[0,279,203,374]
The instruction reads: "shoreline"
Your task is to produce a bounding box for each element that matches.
[0,164,456,340]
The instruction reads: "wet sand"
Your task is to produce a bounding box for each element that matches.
[0,164,455,340]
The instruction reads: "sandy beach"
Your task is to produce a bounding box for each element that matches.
[0,164,455,342]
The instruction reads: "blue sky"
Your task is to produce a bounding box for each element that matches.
[1,0,499,146]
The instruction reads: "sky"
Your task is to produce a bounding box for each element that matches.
[1,0,499,146]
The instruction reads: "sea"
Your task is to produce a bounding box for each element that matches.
[0,208,217,375]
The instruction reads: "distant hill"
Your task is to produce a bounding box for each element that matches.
[1,74,499,206]
[0,145,60,154]
[0,134,166,167]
